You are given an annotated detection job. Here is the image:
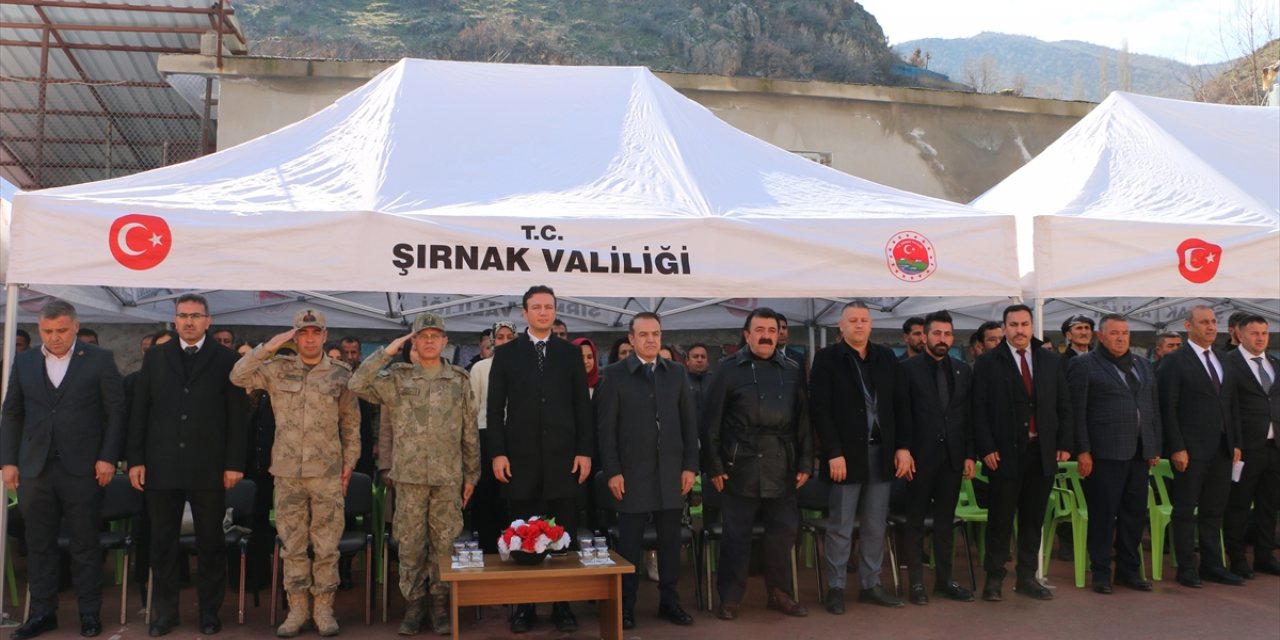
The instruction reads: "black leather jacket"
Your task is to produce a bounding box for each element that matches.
[704,349,813,498]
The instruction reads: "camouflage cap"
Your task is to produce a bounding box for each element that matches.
[293,308,326,330]
[412,313,446,335]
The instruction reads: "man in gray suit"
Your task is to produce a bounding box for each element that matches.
[595,312,698,630]
[1067,313,1161,594]
[1,300,126,639]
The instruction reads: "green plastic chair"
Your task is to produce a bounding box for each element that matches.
[1042,462,1088,587]
[1148,460,1174,580]
[955,463,990,565]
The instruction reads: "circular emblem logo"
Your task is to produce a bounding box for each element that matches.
[109,214,171,270]
[1176,238,1222,284]
[885,231,937,282]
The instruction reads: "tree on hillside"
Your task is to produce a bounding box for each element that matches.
[963,55,999,92]
[1180,0,1278,104]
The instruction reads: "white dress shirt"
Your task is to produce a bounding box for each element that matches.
[1239,347,1276,440]
[1194,344,1223,385]
[42,344,74,388]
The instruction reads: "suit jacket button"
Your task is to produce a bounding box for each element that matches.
[181,415,187,420]
[184,388,189,393]
[178,442,185,448]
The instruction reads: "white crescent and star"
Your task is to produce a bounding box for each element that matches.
[115,222,164,256]
[1183,247,1217,272]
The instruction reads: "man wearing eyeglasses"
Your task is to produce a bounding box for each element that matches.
[127,293,249,637]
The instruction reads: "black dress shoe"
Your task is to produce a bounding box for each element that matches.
[1115,573,1154,591]
[509,604,536,633]
[199,613,222,635]
[657,604,694,625]
[621,610,635,630]
[147,618,177,638]
[823,587,845,615]
[1231,563,1256,580]
[908,584,929,605]
[12,614,57,640]
[1256,556,1280,576]
[1014,579,1053,600]
[551,602,578,633]
[981,577,1003,602]
[858,585,904,608]
[716,603,739,620]
[1202,566,1246,586]
[934,581,975,602]
[79,613,102,638]
[1092,579,1113,594]
[1176,569,1203,588]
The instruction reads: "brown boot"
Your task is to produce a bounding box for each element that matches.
[276,591,311,637]
[398,597,426,636]
[313,591,340,637]
[429,593,451,636]
[767,586,809,617]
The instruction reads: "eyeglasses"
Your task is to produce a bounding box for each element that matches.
[175,313,209,320]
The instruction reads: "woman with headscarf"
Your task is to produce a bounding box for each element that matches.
[573,337,600,396]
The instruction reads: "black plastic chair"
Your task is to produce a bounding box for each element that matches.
[26,474,144,625]
[145,479,256,625]
[592,471,702,611]
[269,472,374,626]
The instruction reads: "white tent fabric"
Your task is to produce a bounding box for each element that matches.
[7,59,1019,301]
[972,92,1280,300]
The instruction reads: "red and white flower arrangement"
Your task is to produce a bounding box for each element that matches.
[497,516,570,561]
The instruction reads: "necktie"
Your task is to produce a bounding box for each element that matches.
[1255,356,1274,390]
[185,346,198,356]
[935,359,950,409]
[646,361,656,380]
[1203,349,1221,391]
[1017,348,1037,437]
[534,341,546,372]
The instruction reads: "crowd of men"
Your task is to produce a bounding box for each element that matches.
[1,291,1276,639]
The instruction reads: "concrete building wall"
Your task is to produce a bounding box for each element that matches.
[159,55,1094,204]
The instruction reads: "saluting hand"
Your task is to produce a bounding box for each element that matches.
[263,328,297,354]
[384,332,417,357]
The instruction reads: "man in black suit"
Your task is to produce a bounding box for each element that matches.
[1158,305,1245,588]
[1067,313,1161,594]
[127,293,249,636]
[595,312,698,630]
[900,310,975,605]
[487,285,594,633]
[1,300,126,639]
[1223,315,1280,578]
[972,304,1072,602]
[811,302,906,613]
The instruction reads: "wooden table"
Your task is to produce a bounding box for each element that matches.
[438,551,634,640]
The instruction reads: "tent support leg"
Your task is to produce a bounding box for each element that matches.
[1034,297,1044,340]
[0,282,18,627]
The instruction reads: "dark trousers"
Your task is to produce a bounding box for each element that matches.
[617,509,682,613]
[1226,441,1280,566]
[16,460,104,616]
[468,434,506,553]
[905,451,963,586]
[984,441,1053,582]
[1171,442,1232,573]
[1082,457,1148,580]
[147,488,227,622]
[717,491,798,604]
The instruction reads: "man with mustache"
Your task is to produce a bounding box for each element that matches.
[705,307,812,620]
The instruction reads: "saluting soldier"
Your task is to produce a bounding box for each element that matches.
[230,309,360,637]
[349,313,480,637]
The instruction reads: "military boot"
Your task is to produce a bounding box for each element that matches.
[276,591,311,638]
[313,591,340,637]
[398,597,426,636]
[429,593,451,636]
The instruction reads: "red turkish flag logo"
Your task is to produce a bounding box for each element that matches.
[109,214,172,270]
[1176,238,1222,284]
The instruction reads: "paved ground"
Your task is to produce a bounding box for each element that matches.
[3,545,1277,639]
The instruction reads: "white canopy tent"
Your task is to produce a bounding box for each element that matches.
[4,59,1020,339]
[972,92,1280,326]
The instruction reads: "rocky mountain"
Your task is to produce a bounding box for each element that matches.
[235,0,899,85]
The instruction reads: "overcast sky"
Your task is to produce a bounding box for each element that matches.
[860,0,1278,64]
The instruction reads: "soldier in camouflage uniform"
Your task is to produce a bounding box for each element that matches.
[229,309,360,637]
[348,313,480,636]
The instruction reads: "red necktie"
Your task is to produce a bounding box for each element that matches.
[1017,349,1037,437]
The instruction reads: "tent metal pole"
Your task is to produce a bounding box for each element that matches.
[0,282,17,626]
[658,298,734,317]
[1034,298,1044,339]
[401,294,501,316]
